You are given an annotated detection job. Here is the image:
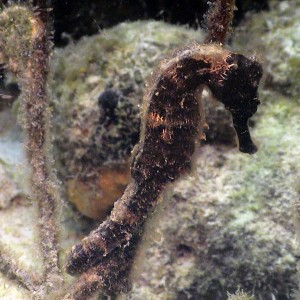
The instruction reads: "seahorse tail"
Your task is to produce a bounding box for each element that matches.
[65,182,160,275]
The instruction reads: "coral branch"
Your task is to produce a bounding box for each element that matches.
[0,3,62,291]
[0,242,41,292]
[22,5,62,290]
[205,0,235,44]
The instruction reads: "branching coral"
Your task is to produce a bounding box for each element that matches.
[0,1,62,297]
[0,0,264,299]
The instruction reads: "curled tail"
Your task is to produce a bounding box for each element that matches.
[65,179,162,274]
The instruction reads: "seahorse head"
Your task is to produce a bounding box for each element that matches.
[208,53,263,154]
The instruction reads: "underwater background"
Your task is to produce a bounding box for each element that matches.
[0,0,299,299]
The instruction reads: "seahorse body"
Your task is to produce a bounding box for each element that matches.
[65,44,263,275]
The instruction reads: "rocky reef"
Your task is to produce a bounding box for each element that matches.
[0,1,299,299]
[233,0,300,98]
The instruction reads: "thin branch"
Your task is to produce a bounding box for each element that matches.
[0,3,62,291]
[0,242,42,292]
[204,0,235,44]
[21,4,62,290]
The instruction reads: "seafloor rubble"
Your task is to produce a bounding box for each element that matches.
[0,1,299,299]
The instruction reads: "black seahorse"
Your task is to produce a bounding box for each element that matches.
[65,44,263,275]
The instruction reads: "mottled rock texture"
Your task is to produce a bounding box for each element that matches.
[233,0,300,98]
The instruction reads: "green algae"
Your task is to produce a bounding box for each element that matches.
[0,5,36,75]
[234,1,300,99]
[227,288,255,300]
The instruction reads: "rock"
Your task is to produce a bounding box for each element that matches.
[0,108,26,209]
[0,164,20,209]
[67,162,131,220]
[233,0,300,98]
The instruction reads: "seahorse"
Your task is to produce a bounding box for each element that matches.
[65,43,263,275]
